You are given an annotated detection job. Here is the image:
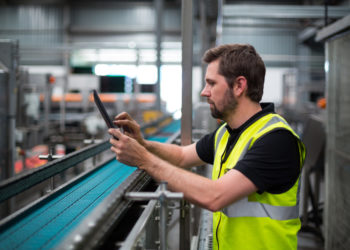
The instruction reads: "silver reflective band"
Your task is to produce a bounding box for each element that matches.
[222,197,299,221]
[215,125,227,154]
[257,115,288,134]
[236,138,253,162]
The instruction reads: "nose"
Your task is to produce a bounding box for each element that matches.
[201,84,210,97]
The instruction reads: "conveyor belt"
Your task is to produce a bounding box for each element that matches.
[158,119,181,134]
[0,162,136,250]
[0,119,181,249]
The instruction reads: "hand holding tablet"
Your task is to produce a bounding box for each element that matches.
[93,89,118,139]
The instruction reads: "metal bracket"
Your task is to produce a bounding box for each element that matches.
[83,138,103,166]
[38,147,64,192]
[38,147,64,161]
[125,181,183,250]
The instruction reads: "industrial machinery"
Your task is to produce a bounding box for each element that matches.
[0,40,19,181]
[0,118,185,249]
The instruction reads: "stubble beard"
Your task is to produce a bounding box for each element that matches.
[210,88,238,120]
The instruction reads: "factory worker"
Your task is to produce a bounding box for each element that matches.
[109,43,305,250]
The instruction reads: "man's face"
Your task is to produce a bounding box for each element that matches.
[201,60,238,120]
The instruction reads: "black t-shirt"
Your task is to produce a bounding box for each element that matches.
[196,103,301,194]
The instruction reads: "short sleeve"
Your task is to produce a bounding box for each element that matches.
[195,129,218,164]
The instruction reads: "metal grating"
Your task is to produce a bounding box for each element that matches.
[205,234,213,250]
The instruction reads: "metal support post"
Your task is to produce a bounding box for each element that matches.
[84,138,103,166]
[159,183,168,250]
[0,40,19,180]
[180,0,193,249]
[0,40,19,215]
[155,0,163,111]
[60,5,71,134]
[200,0,209,101]
[125,182,183,250]
[44,74,53,138]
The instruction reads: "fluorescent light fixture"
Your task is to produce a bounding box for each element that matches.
[94,64,137,77]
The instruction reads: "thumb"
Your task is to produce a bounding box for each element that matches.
[108,128,122,140]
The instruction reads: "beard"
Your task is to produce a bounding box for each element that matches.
[209,88,238,120]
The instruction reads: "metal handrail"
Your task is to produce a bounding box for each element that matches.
[0,141,110,203]
[0,114,175,203]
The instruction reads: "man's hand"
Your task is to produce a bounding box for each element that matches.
[113,112,146,147]
[108,128,150,168]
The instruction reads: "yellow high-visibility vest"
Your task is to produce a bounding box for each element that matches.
[212,113,305,250]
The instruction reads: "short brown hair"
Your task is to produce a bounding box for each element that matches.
[202,44,265,102]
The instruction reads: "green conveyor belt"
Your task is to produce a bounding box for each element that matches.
[0,120,180,250]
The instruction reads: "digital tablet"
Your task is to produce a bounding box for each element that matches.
[93,90,118,139]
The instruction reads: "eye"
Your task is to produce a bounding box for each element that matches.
[207,80,215,86]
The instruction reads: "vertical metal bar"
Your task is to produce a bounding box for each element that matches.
[0,40,19,180]
[216,0,223,45]
[44,75,52,137]
[60,5,70,133]
[180,0,193,249]
[0,40,19,215]
[200,0,208,101]
[49,147,55,191]
[159,182,168,250]
[60,56,68,134]
[9,41,18,180]
[181,0,193,146]
[0,68,10,181]
[324,0,329,27]
[155,0,163,111]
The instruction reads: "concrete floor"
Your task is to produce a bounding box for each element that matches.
[298,230,324,250]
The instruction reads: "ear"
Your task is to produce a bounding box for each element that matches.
[233,76,247,97]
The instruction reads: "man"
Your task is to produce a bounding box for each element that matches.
[109,44,305,250]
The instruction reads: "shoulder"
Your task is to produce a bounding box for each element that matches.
[257,128,298,147]
[250,129,300,163]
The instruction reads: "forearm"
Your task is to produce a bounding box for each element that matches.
[144,140,190,168]
[143,155,257,211]
[140,153,219,210]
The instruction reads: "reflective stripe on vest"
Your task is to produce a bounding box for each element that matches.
[222,196,299,220]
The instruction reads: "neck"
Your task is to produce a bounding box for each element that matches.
[226,100,262,129]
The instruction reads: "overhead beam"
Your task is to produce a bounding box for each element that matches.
[223,5,350,19]
[68,27,181,36]
[316,15,350,41]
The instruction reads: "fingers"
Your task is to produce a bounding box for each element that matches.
[113,119,131,127]
[108,128,144,167]
[108,128,123,142]
[114,112,136,133]
[115,112,132,121]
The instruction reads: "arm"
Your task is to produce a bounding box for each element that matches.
[144,141,204,169]
[109,129,257,211]
[113,112,204,168]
